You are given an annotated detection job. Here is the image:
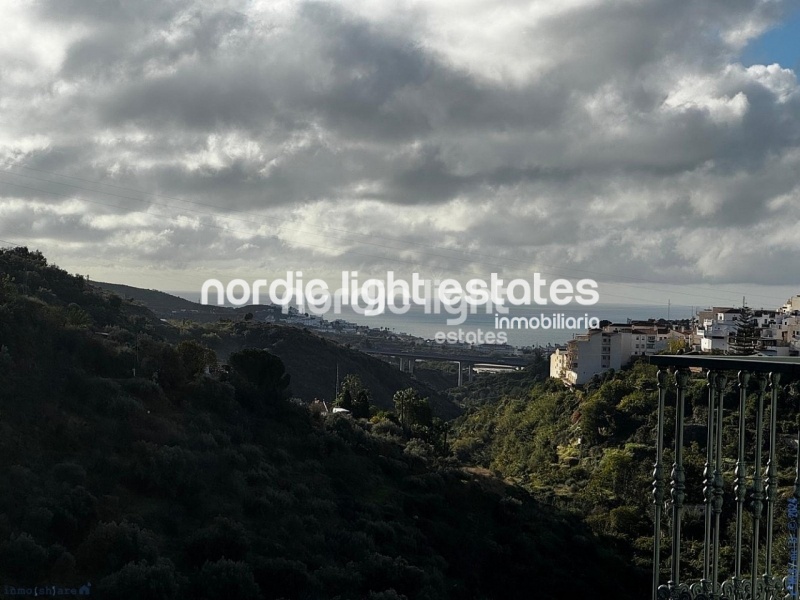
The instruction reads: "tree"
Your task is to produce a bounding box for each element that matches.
[96,559,182,600]
[665,338,689,354]
[334,374,371,418]
[176,340,216,379]
[729,304,758,355]
[65,303,92,329]
[228,349,290,407]
[392,388,432,431]
[352,389,371,419]
[335,388,353,411]
[155,345,186,391]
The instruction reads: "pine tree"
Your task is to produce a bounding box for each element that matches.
[729,304,758,355]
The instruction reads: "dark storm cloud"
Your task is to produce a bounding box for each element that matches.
[2,0,800,293]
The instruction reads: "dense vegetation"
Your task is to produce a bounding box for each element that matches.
[450,361,800,582]
[0,248,642,599]
[446,353,550,407]
[156,315,462,420]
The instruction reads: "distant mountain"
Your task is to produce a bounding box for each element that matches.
[94,280,236,321]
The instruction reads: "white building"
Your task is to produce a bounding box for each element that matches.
[549,346,572,381]
[550,329,628,385]
[550,323,678,385]
[781,295,800,315]
[758,311,800,356]
[624,324,681,357]
[695,302,799,356]
[550,299,800,385]
[696,308,741,353]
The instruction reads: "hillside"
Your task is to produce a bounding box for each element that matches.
[0,247,644,600]
[94,281,461,419]
[449,359,800,581]
[94,280,236,322]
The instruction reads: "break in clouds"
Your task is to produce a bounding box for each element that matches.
[1,0,800,295]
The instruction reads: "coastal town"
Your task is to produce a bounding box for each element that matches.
[219,292,800,387]
[236,292,800,388]
[100,280,800,388]
[550,294,800,385]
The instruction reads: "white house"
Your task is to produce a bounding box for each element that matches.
[758,311,800,356]
[551,327,633,385]
[781,295,800,314]
[696,308,741,353]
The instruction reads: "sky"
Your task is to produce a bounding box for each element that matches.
[2,0,800,312]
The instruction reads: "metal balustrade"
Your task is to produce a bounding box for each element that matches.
[649,355,800,600]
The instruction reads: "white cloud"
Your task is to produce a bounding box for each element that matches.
[2,0,800,304]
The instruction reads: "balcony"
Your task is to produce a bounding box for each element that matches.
[647,354,800,600]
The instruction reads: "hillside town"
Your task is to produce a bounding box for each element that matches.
[550,294,800,385]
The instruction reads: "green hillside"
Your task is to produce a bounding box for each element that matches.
[93,281,460,419]
[168,319,462,420]
[0,247,643,600]
[450,360,800,582]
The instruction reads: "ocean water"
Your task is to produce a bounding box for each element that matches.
[176,289,694,348]
[330,303,695,348]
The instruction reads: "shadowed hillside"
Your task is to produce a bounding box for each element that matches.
[0,247,644,600]
[94,281,461,419]
[94,280,236,322]
[174,319,463,420]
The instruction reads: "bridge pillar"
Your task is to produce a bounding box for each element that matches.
[457,361,462,387]
[467,363,473,383]
[408,359,414,374]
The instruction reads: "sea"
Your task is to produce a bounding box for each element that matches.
[175,290,694,348]
[328,303,695,348]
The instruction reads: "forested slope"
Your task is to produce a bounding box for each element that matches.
[0,247,642,600]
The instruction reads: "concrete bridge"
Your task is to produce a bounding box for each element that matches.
[364,348,530,386]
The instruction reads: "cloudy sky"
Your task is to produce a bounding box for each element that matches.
[2,0,800,310]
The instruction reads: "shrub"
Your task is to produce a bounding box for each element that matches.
[0,532,49,581]
[96,559,182,600]
[192,559,260,600]
[186,378,237,416]
[185,518,249,567]
[228,349,290,408]
[252,557,310,599]
[76,521,160,577]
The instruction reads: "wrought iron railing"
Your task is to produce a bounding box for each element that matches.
[649,355,800,600]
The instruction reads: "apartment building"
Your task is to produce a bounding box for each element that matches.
[549,328,627,385]
[551,298,799,386]
[550,322,683,385]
